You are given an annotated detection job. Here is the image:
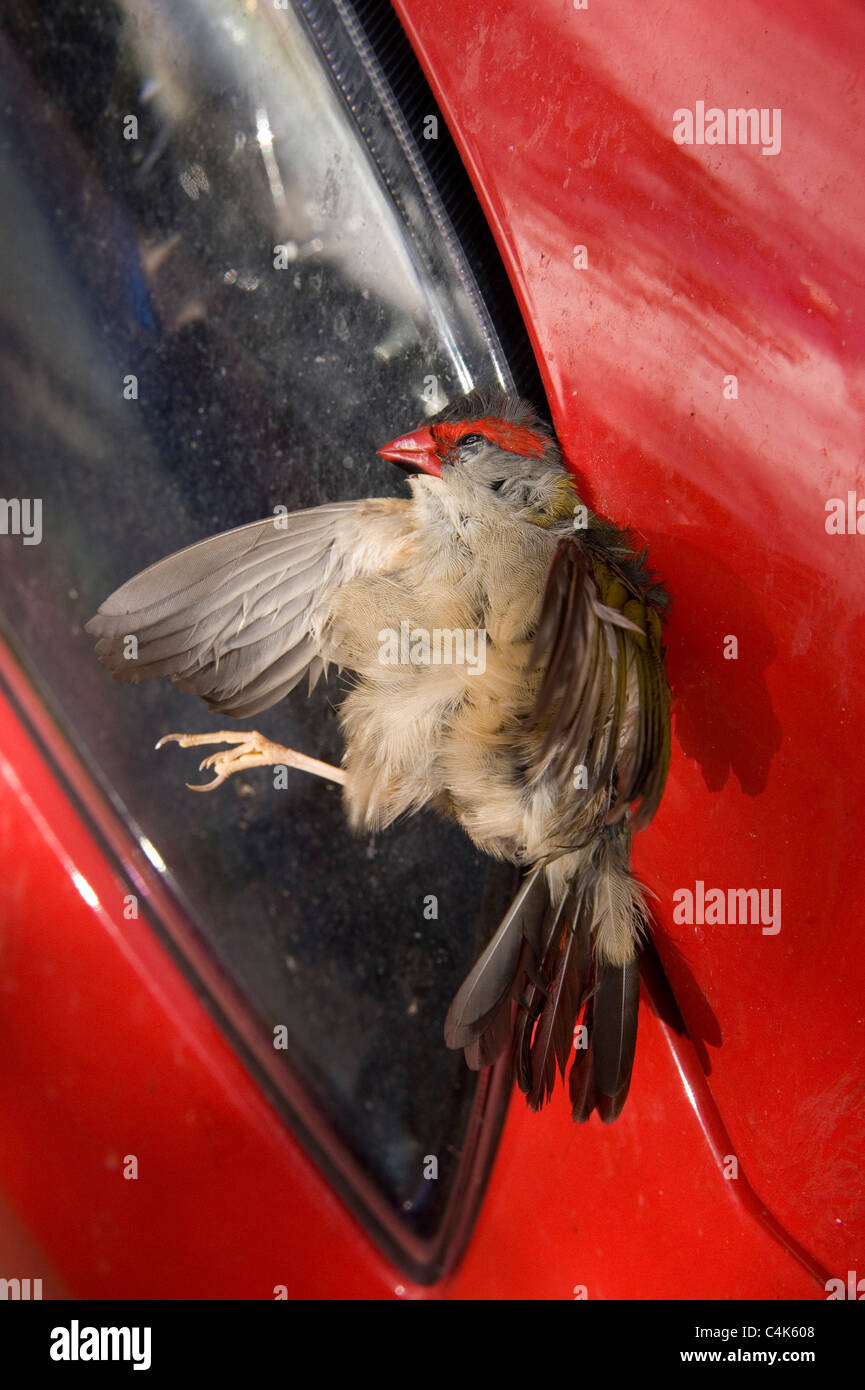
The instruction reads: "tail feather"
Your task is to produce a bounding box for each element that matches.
[592,957,640,1103]
[552,889,592,1080]
[464,999,512,1071]
[445,825,650,1123]
[513,928,557,1094]
[443,867,546,1052]
[526,886,589,1110]
[568,994,597,1122]
[596,1073,633,1124]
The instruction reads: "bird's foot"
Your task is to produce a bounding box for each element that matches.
[155,730,346,792]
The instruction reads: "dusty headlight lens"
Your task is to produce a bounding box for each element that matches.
[0,0,535,1281]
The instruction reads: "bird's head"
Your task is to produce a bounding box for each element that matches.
[377,387,577,528]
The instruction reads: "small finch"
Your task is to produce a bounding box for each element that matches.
[87,387,671,1122]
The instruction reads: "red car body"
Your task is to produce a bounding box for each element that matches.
[0,0,862,1298]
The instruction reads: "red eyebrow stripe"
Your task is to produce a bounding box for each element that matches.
[432,418,547,458]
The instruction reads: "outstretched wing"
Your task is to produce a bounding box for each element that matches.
[86,500,410,719]
[528,533,670,831]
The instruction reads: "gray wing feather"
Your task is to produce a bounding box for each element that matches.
[86,503,359,718]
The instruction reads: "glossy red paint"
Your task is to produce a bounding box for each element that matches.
[393,0,865,1283]
[1,0,861,1300]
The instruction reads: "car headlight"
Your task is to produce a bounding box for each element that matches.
[0,0,542,1281]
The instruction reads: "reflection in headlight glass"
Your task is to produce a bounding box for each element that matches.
[0,0,525,1280]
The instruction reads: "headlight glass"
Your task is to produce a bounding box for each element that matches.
[0,0,533,1279]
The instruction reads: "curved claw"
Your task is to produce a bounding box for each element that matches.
[151,729,343,791]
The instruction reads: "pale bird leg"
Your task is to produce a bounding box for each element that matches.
[155,730,346,792]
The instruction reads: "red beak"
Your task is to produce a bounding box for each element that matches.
[377,426,442,477]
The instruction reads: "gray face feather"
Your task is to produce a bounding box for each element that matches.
[426,386,570,519]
